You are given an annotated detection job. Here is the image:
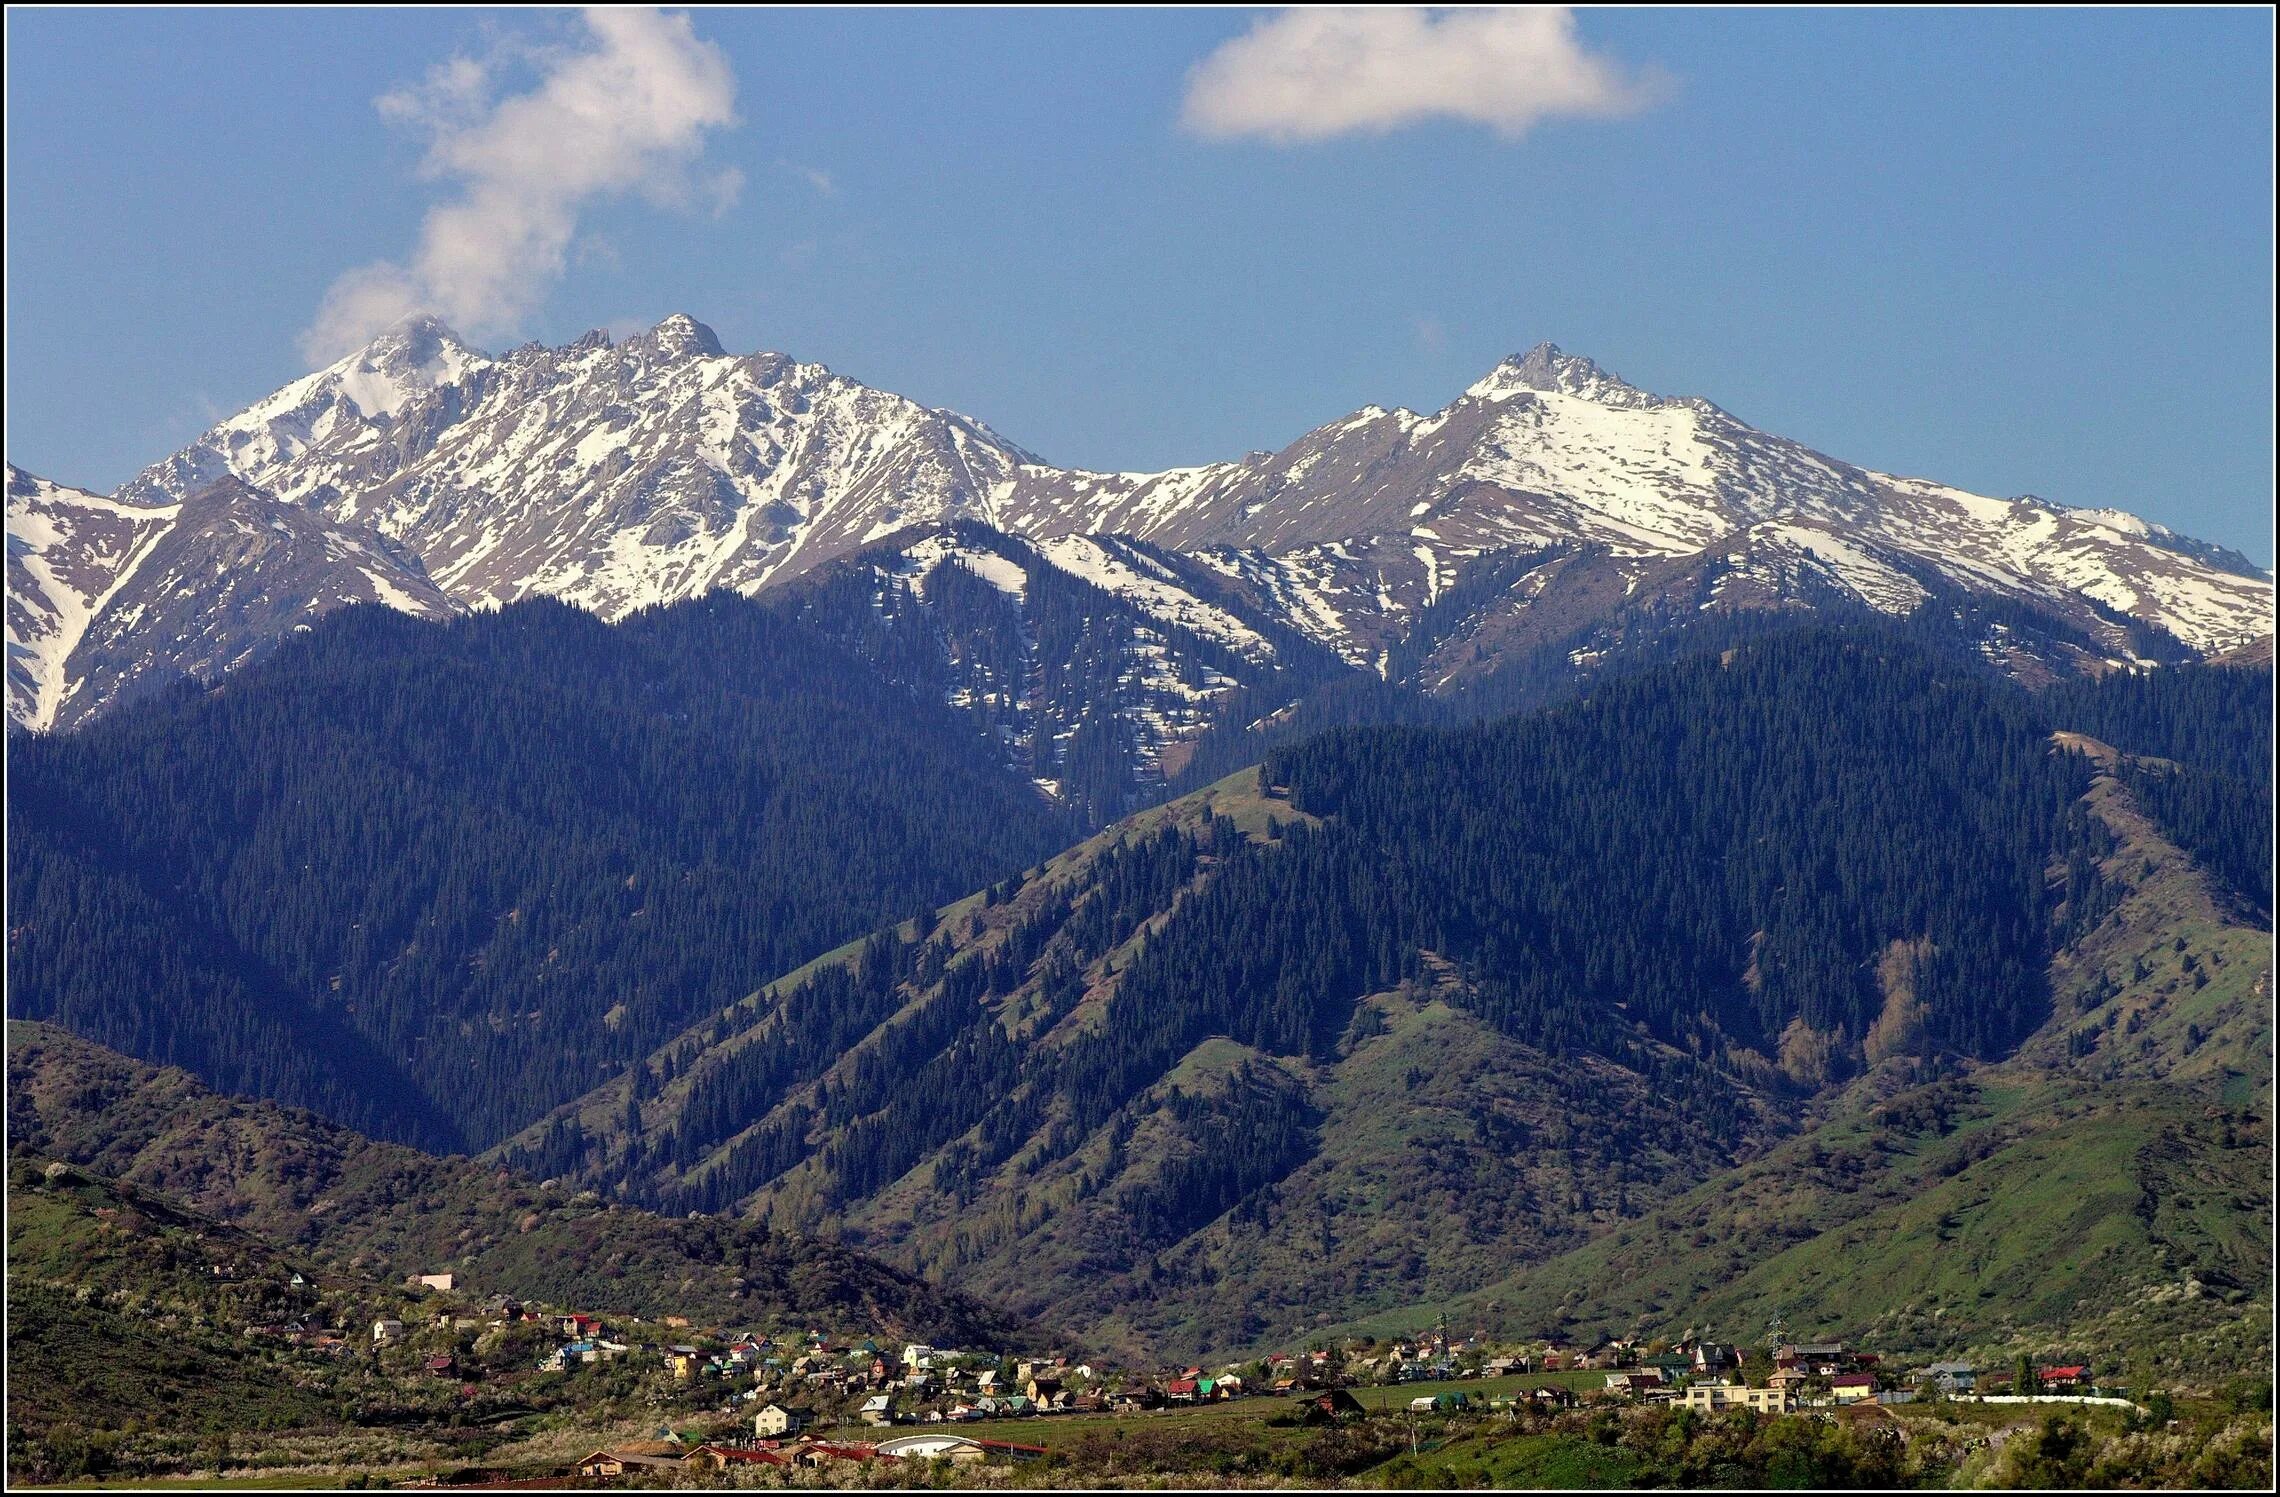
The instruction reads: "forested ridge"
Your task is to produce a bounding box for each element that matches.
[467,626,2280,1356]
[6,594,1068,1153]
[2042,662,2274,920]
[1266,633,2086,1064]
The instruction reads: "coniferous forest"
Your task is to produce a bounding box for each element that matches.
[507,631,2273,1253]
[17,586,2270,1191]
[5,595,1070,1152]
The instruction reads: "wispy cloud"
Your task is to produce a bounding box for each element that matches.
[778,159,837,196]
[1181,7,1664,145]
[302,7,741,364]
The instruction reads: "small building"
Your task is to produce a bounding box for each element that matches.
[755,1403,811,1438]
[688,1444,788,1471]
[859,1393,897,1426]
[1298,1388,1368,1424]
[575,1444,684,1477]
[792,1440,885,1468]
[412,1272,457,1293]
[371,1318,406,1344]
[873,1433,1000,1464]
[1830,1373,1879,1405]
[2039,1365,2091,1392]
[1919,1361,1976,1394]
[1681,1383,1796,1415]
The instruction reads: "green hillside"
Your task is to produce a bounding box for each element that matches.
[6,1157,398,1482]
[1333,754,2272,1377]
[6,1021,1032,1350]
[1332,1076,2267,1378]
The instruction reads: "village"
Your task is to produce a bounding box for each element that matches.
[306,1273,2136,1486]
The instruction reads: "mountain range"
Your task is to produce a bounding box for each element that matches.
[10,317,2271,746]
[6,316,2273,1390]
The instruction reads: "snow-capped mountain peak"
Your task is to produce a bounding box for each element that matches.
[332,313,487,419]
[638,312,728,360]
[1465,342,1661,409]
[118,315,493,511]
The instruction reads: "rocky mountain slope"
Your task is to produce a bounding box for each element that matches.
[6,464,454,731]
[11,318,2270,734]
[771,521,1352,817]
[1026,344,2272,660]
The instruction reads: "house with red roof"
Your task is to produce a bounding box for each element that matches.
[1830,1372,1879,1405]
[687,1444,789,1472]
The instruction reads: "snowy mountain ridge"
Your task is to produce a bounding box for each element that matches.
[8,315,2271,734]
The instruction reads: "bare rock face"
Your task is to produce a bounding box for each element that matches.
[11,320,2272,734]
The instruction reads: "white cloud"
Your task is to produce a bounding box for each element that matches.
[302,7,740,364]
[1181,7,1663,145]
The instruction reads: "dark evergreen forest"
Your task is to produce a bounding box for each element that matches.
[5,595,1068,1152]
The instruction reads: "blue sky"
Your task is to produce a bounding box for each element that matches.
[6,7,2274,562]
